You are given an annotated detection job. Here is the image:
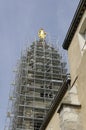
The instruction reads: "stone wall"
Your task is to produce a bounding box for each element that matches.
[58,85,83,130]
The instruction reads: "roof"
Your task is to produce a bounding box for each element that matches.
[62,0,86,50]
[40,74,71,130]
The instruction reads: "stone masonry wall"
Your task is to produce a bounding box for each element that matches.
[58,85,83,130]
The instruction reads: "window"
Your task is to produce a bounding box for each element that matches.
[78,18,86,55]
[79,30,86,52]
[82,30,86,49]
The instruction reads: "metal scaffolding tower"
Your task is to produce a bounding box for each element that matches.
[4,29,67,130]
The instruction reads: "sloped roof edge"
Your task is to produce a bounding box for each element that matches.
[62,0,86,50]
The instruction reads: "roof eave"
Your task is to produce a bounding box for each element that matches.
[62,0,86,50]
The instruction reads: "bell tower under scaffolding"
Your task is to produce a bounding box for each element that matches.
[4,29,67,130]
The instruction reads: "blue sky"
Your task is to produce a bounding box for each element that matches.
[0,0,79,129]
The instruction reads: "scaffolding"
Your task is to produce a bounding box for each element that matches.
[4,37,67,130]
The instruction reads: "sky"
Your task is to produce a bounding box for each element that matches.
[0,0,80,129]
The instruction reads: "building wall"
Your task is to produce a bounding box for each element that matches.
[68,10,86,130]
[77,51,86,130]
[68,10,86,84]
[59,104,82,130]
[45,110,61,130]
[58,85,83,130]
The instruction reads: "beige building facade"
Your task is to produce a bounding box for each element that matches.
[63,0,86,129]
[40,0,86,130]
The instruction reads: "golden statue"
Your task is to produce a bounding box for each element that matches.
[38,28,46,39]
